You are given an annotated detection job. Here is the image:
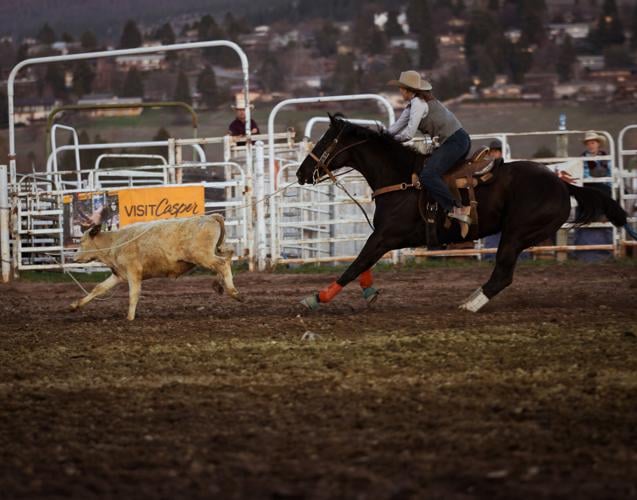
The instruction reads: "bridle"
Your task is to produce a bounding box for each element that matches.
[307,125,368,185]
[304,124,375,230]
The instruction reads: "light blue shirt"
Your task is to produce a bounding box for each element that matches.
[387,97,428,142]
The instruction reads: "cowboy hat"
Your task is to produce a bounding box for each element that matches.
[388,70,433,92]
[231,95,254,110]
[582,131,605,145]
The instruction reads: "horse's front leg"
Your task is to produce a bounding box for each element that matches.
[301,231,390,310]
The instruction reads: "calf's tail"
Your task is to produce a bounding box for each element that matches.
[210,214,233,258]
[566,183,626,227]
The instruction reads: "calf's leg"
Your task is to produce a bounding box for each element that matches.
[70,274,122,311]
[127,274,142,321]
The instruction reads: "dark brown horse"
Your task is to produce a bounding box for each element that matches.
[295,115,628,312]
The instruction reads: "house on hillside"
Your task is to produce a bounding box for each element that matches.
[76,95,143,117]
[14,97,59,125]
[115,53,167,72]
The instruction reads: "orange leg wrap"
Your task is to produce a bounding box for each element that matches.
[359,269,374,289]
[318,282,343,303]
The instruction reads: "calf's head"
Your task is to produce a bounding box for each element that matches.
[74,224,106,263]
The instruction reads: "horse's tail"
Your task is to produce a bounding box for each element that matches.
[566,183,626,227]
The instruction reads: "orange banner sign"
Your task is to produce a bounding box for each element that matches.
[117,186,204,227]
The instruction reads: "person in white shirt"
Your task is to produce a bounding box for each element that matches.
[386,70,472,225]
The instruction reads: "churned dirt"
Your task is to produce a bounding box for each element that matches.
[1,261,636,499]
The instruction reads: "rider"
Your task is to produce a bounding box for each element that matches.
[386,71,472,225]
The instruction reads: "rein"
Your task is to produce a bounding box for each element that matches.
[306,128,372,229]
[372,174,421,199]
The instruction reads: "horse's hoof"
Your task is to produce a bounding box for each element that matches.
[300,294,320,310]
[459,288,489,313]
[362,287,381,306]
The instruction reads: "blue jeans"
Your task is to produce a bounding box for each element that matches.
[419,128,471,212]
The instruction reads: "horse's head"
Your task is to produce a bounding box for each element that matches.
[296,113,360,185]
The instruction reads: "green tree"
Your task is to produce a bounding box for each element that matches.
[453,0,466,17]
[590,0,625,48]
[119,20,142,49]
[0,90,8,128]
[72,61,95,97]
[80,31,98,50]
[314,21,339,57]
[37,23,55,45]
[224,12,249,41]
[44,64,66,98]
[198,14,223,41]
[410,0,438,68]
[368,27,388,55]
[385,10,403,38]
[475,48,496,87]
[196,66,221,108]
[15,44,29,64]
[557,35,576,82]
[391,47,413,74]
[61,32,74,43]
[173,70,192,105]
[631,4,637,49]
[155,23,175,45]
[119,68,144,97]
[504,39,532,83]
[329,53,360,94]
[352,7,377,52]
[488,0,500,11]
[604,46,633,68]
[258,53,283,92]
[519,1,547,46]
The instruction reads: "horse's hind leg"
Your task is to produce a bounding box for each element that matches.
[460,222,561,312]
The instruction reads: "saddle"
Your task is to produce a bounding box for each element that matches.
[418,147,500,244]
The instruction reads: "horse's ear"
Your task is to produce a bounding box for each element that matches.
[328,112,335,125]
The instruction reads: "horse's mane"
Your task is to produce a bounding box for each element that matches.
[333,114,423,166]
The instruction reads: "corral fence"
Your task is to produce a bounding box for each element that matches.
[1,42,637,282]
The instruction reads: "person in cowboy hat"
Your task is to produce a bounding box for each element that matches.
[581,131,610,191]
[228,95,260,136]
[386,70,472,227]
[488,139,503,160]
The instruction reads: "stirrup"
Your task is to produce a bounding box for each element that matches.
[448,212,472,225]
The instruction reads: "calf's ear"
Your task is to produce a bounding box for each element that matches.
[88,224,102,237]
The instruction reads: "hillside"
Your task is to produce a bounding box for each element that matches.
[0,0,291,39]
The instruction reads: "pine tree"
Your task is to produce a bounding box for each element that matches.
[173,70,192,105]
[72,61,95,97]
[488,0,500,11]
[557,35,576,82]
[407,0,422,34]
[120,20,143,49]
[315,22,339,57]
[198,15,223,41]
[37,23,55,45]
[415,0,439,68]
[385,10,404,38]
[368,27,388,55]
[80,31,97,50]
[590,0,625,48]
[61,32,74,43]
[44,64,65,98]
[475,48,496,87]
[119,68,144,98]
[631,4,637,49]
[391,47,413,74]
[155,23,175,45]
[259,53,283,92]
[196,66,221,108]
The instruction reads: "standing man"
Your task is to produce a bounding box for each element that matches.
[228,96,260,137]
[488,140,503,160]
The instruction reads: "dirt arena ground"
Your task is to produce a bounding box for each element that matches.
[1,261,636,499]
